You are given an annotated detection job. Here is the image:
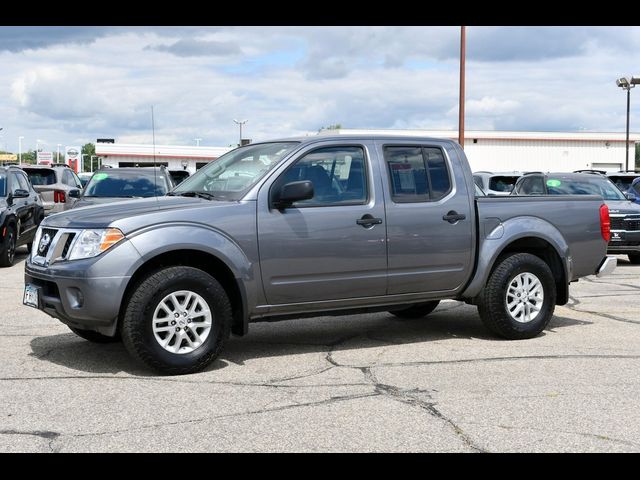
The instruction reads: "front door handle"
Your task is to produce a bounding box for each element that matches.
[443,211,466,223]
[357,214,383,228]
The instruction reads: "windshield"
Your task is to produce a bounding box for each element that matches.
[0,173,6,197]
[83,170,169,197]
[173,142,299,200]
[546,176,626,200]
[474,183,486,196]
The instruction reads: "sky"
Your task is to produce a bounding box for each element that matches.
[1,26,640,152]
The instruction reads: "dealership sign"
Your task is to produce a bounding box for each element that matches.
[0,154,17,161]
[37,151,53,165]
[65,146,82,172]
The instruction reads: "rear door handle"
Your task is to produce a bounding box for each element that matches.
[357,214,383,228]
[443,211,466,223]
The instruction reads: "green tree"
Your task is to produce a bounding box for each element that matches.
[81,143,96,172]
[318,123,343,133]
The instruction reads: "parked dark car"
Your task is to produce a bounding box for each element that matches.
[72,167,174,209]
[168,169,190,186]
[0,166,44,266]
[513,171,640,264]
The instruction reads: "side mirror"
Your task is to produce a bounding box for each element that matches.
[625,191,637,202]
[273,181,314,209]
[12,189,30,198]
[68,189,81,199]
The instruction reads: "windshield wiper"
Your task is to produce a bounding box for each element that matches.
[168,191,216,201]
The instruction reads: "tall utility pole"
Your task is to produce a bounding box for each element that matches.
[233,119,248,146]
[616,76,640,171]
[194,138,202,146]
[458,26,466,149]
[18,136,24,163]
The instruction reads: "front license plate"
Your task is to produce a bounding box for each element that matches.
[23,284,40,309]
[611,231,625,242]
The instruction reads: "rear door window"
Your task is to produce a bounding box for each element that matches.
[384,146,452,202]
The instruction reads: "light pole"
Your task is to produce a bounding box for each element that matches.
[616,76,640,171]
[194,138,202,146]
[57,143,62,162]
[18,136,24,163]
[233,119,247,147]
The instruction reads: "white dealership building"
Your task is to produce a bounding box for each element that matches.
[95,129,640,175]
[330,129,640,173]
[95,142,234,174]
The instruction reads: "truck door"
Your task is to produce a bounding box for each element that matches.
[377,141,473,295]
[257,142,387,305]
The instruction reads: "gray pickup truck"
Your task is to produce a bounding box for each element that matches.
[23,135,616,374]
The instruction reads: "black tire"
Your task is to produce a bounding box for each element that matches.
[0,224,16,267]
[389,300,440,319]
[477,253,556,340]
[628,253,640,264]
[121,266,231,375]
[26,242,33,253]
[69,326,121,343]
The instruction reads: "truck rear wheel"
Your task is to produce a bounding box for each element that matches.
[477,253,556,340]
[121,266,231,375]
[389,300,440,319]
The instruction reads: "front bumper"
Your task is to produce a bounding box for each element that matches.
[24,240,140,335]
[607,230,640,254]
[596,256,617,277]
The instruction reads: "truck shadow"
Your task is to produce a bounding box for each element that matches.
[28,302,590,376]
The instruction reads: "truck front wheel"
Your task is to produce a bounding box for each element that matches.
[121,266,231,375]
[477,253,556,340]
[628,253,640,264]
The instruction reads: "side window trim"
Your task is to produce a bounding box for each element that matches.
[270,144,370,209]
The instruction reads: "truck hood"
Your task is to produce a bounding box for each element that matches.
[605,199,640,215]
[73,197,144,209]
[42,196,239,232]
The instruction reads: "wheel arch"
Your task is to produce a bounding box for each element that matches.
[462,219,570,306]
[118,249,248,337]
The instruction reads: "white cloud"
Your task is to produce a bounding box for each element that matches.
[1,26,639,153]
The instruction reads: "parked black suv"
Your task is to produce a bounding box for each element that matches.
[512,171,640,264]
[0,166,45,266]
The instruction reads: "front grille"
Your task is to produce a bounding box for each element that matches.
[609,240,640,247]
[610,216,640,231]
[60,233,76,258]
[37,228,58,257]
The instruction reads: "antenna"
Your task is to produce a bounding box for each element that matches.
[151,105,158,200]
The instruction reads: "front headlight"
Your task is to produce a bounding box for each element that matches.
[68,228,125,260]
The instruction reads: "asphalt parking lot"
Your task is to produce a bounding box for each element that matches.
[1,248,639,452]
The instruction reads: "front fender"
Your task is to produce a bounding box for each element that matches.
[461,216,570,299]
[125,222,254,282]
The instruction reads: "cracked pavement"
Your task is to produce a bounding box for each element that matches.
[1,248,639,452]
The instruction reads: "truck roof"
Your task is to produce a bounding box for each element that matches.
[260,134,460,145]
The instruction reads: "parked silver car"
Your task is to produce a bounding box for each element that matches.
[473,171,523,196]
[21,164,83,216]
